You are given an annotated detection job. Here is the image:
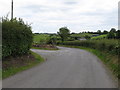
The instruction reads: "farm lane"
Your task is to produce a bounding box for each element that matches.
[3,47,117,88]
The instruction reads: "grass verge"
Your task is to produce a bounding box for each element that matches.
[58,45,119,79]
[2,51,44,79]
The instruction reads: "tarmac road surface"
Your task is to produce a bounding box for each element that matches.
[3,47,117,88]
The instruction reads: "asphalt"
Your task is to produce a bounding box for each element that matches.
[2,47,117,88]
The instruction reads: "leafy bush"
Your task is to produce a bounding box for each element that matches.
[116,30,120,39]
[60,39,119,55]
[2,18,33,58]
[107,32,115,39]
[47,35,57,45]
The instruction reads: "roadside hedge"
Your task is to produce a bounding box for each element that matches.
[58,39,119,55]
[2,18,33,58]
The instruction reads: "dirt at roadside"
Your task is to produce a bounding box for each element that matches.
[33,44,58,49]
[2,53,35,70]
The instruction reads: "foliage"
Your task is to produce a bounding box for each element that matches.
[110,28,116,33]
[59,39,119,55]
[116,30,120,39]
[47,35,57,45]
[103,30,108,34]
[107,32,115,39]
[84,35,91,40]
[57,27,70,42]
[67,36,75,41]
[97,30,102,35]
[2,17,33,58]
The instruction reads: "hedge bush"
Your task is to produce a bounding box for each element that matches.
[59,39,119,55]
[2,18,33,58]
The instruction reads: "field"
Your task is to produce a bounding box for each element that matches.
[33,34,59,50]
[91,34,107,40]
[33,34,50,44]
[71,33,95,37]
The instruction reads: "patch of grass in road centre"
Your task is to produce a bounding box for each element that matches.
[2,51,44,79]
[59,45,119,79]
[32,47,59,50]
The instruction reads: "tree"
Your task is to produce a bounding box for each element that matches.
[110,28,116,33]
[57,27,70,42]
[97,30,102,34]
[103,30,108,34]
[116,30,120,39]
[107,32,115,39]
[71,32,75,34]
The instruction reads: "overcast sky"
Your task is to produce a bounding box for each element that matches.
[0,0,119,33]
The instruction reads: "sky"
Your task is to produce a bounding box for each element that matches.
[0,0,119,33]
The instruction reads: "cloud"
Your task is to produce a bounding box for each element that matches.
[0,0,119,33]
[64,1,78,5]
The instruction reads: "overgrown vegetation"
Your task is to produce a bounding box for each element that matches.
[2,17,33,58]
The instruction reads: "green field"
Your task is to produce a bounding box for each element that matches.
[71,33,94,37]
[33,34,50,44]
[91,34,107,40]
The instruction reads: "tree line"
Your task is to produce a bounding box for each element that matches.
[57,27,120,42]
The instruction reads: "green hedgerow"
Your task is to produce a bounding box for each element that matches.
[2,17,33,58]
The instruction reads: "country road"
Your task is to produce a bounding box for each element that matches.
[3,47,117,88]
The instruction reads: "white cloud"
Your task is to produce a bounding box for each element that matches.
[0,0,119,33]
